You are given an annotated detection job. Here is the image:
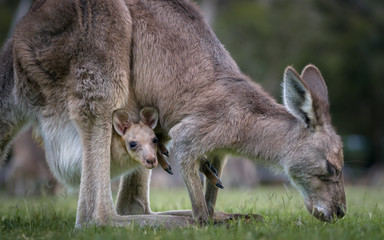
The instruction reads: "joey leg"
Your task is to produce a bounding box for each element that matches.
[116,166,152,215]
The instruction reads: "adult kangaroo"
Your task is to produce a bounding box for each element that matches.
[0,0,345,227]
[126,1,346,222]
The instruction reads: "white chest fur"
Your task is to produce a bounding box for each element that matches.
[40,119,83,189]
[39,118,142,190]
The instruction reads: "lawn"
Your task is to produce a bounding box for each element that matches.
[0,186,383,239]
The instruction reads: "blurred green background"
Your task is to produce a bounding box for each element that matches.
[0,0,383,184]
[202,0,384,181]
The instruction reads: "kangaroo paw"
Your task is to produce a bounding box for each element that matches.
[159,143,169,157]
[209,165,218,176]
[200,158,224,188]
[162,149,169,157]
[165,165,173,175]
[215,180,224,189]
[157,152,173,175]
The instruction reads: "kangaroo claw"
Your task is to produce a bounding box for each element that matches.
[162,150,169,157]
[202,158,218,175]
[159,143,170,157]
[216,181,224,189]
[209,165,218,175]
[165,166,173,175]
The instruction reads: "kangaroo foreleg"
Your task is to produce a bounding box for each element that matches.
[178,155,210,221]
[157,151,173,175]
[203,155,264,221]
[204,155,226,216]
[199,157,224,189]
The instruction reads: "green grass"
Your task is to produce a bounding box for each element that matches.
[0,186,383,239]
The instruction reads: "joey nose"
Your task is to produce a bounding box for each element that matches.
[143,155,157,168]
[146,158,155,164]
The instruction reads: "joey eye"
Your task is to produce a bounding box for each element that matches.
[129,141,137,149]
[152,138,158,144]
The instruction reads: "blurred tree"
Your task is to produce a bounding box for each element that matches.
[0,0,18,44]
[212,0,384,173]
[200,0,218,26]
[214,0,319,96]
[312,0,384,170]
[0,0,32,44]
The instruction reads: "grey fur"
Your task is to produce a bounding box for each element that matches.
[0,0,345,228]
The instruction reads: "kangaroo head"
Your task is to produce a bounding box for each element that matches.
[282,64,346,222]
[112,107,159,169]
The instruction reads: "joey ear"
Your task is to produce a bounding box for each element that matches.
[140,107,159,129]
[112,109,132,136]
[283,66,315,127]
[300,64,330,124]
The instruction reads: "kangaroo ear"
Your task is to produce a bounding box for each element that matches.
[283,66,315,128]
[112,109,132,136]
[283,65,331,128]
[140,107,159,129]
[300,64,330,125]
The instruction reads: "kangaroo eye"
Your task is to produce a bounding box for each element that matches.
[326,161,337,176]
[129,141,137,149]
[152,138,158,144]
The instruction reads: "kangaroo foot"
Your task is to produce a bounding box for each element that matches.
[158,143,169,157]
[104,214,195,229]
[212,211,264,223]
[155,210,263,225]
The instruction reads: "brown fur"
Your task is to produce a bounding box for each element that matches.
[0,0,345,228]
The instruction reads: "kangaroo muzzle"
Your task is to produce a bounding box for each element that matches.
[308,203,346,222]
[143,155,157,169]
[305,189,346,222]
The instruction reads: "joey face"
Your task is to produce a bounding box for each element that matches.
[122,122,159,169]
[287,126,346,222]
[112,107,160,169]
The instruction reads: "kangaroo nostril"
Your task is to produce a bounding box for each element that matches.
[146,159,154,164]
[337,206,345,218]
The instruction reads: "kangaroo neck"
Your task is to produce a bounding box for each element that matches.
[236,107,304,169]
[206,77,304,168]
